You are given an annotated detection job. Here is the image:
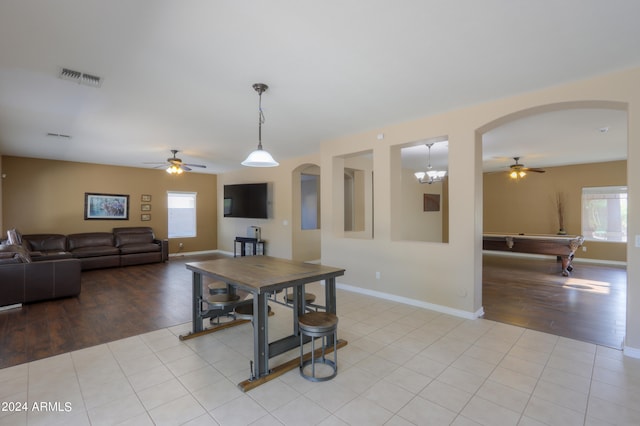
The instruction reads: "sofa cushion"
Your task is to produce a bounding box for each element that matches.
[113,227,155,247]
[22,234,67,252]
[118,243,161,255]
[70,246,120,258]
[68,232,114,250]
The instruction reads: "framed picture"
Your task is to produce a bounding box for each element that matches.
[141,194,152,202]
[141,204,151,212]
[424,193,440,212]
[141,213,151,221]
[84,193,129,220]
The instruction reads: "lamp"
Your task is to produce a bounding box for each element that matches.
[242,83,279,167]
[415,143,447,184]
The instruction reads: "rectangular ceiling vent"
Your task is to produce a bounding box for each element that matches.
[46,132,72,139]
[58,67,103,88]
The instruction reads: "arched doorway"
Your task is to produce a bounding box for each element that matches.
[478,101,628,348]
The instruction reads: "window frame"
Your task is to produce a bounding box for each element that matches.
[167,191,197,238]
[581,185,627,243]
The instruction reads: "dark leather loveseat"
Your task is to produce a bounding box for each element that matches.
[0,244,81,307]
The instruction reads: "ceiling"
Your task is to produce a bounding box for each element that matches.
[0,1,638,175]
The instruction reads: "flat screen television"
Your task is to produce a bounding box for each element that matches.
[223,183,268,219]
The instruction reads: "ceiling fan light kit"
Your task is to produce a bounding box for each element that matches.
[508,156,545,180]
[146,149,206,174]
[242,83,279,167]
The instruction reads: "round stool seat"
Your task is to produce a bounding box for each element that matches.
[298,312,339,382]
[285,292,316,304]
[234,303,272,320]
[206,293,240,308]
[298,312,338,334]
[207,281,228,295]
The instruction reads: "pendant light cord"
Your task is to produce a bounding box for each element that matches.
[257,90,265,150]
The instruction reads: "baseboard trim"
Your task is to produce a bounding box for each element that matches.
[169,249,225,258]
[335,282,483,320]
[0,303,22,311]
[623,343,640,359]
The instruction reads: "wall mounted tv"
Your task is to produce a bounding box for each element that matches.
[223,183,269,219]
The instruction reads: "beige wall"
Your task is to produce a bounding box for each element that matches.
[310,67,639,355]
[217,153,321,260]
[483,160,627,262]
[1,156,217,254]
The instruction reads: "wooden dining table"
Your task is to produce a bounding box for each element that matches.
[183,256,346,390]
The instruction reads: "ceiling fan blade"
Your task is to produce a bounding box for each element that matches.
[524,168,546,173]
[184,163,206,168]
[181,165,192,172]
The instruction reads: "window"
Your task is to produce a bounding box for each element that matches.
[168,192,197,238]
[581,186,627,242]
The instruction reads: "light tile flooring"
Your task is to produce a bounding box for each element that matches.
[1,282,640,425]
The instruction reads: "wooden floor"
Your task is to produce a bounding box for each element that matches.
[0,253,228,369]
[483,254,627,349]
[0,252,627,369]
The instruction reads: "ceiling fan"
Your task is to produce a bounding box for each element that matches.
[508,157,545,179]
[145,150,206,174]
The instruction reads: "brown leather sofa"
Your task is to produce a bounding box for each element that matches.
[67,232,121,270]
[21,227,168,271]
[0,244,81,307]
[114,227,168,267]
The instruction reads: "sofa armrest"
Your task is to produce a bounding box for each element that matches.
[155,239,169,262]
[0,259,81,306]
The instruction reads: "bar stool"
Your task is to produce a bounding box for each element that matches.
[285,292,318,311]
[206,293,240,324]
[234,302,272,321]
[298,311,338,382]
[207,281,228,295]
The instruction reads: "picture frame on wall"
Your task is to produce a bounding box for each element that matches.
[141,204,151,211]
[423,193,440,212]
[141,213,151,221]
[141,194,152,202]
[85,193,129,220]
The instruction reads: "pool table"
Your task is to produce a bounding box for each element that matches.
[483,233,584,276]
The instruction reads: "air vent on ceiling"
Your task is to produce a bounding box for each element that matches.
[47,132,72,139]
[58,67,103,88]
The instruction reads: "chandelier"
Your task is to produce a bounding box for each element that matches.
[414,143,447,184]
[242,83,279,167]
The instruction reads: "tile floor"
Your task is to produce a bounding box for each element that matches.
[1,282,640,425]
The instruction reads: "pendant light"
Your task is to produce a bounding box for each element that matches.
[415,143,447,184]
[242,83,279,167]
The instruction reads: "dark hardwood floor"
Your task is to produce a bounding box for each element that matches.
[0,252,627,369]
[483,254,627,349]
[0,253,228,369]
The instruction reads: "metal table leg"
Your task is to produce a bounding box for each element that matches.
[253,292,269,378]
[192,271,203,333]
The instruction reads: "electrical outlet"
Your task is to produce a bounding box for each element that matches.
[375,271,381,279]
[178,243,184,249]
[582,246,587,252]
